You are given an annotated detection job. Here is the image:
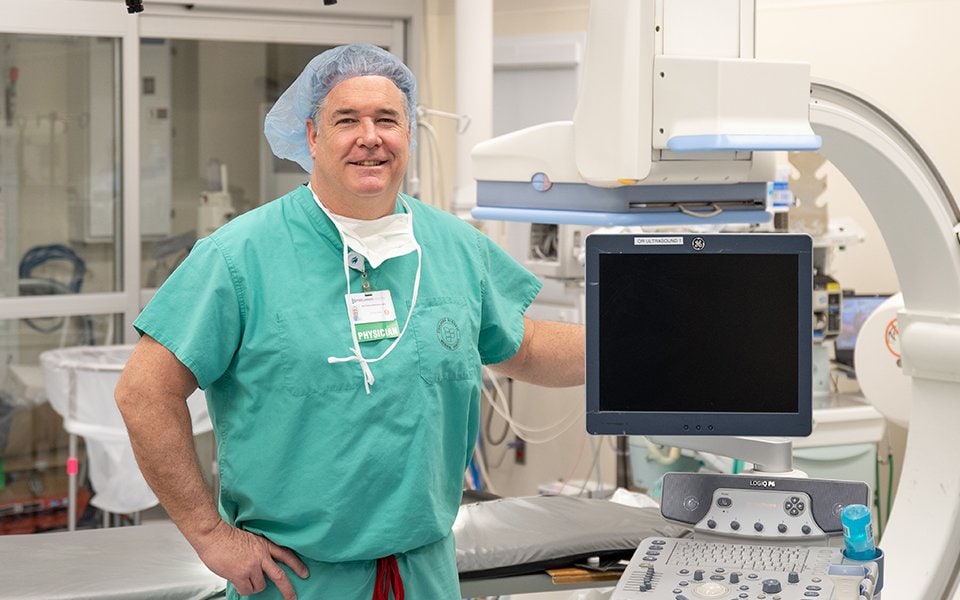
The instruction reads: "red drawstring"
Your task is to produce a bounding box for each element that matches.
[373,555,404,600]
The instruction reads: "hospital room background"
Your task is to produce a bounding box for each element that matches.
[0,0,955,597]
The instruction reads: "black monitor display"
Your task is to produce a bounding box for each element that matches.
[585,233,813,437]
[834,294,889,368]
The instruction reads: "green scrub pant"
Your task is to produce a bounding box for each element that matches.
[228,532,460,600]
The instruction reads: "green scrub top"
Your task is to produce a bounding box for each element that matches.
[134,186,541,598]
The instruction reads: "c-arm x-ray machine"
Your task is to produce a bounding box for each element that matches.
[472,1,960,598]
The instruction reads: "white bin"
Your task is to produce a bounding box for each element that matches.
[40,345,211,520]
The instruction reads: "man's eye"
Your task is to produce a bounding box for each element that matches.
[336,118,357,125]
[378,118,398,125]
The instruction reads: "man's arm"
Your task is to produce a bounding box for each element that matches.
[115,335,308,599]
[488,317,585,386]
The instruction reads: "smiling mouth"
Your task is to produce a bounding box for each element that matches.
[351,160,387,167]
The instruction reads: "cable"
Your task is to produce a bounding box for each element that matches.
[482,376,511,446]
[885,450,894,528]
[677,203,722,218]
[19,244,86,292]
[873,454,883,538]
[643,437,682,465]
[575,436,605,498]
[481,371,581,443]
[554,431,588,496]
[18,245,92,340]
[472,445,498,497]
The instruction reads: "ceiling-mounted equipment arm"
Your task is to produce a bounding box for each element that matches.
[471,0,820,227]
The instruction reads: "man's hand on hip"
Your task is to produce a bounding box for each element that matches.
[195,519,310,600]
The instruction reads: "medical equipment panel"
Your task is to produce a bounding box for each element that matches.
[658,473,868,539]
[613,537,866,599]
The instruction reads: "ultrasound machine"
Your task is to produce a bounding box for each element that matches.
[585,233,881,600]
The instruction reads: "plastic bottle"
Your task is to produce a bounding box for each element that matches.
[840,503,877,560]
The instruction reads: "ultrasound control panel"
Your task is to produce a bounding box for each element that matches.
[611,537,861,599]
[694,488,824,539]
[659,473,868,540]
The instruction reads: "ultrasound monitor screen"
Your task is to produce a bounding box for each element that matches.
[585,234,813,437]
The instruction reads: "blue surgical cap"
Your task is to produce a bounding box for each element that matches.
[263,43,418,174]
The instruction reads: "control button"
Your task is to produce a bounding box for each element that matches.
[707,519,717,529]
[717,497,733,507]
[693,569,705,581]
[747,573,759,580]
[683,496,700,511]
[740,584,750,590]
[673,589,682,595]
[730,521,741,531]
[652,540,667,545]
[646,550,661,556]
[801,525,812,535]
[679,569,690,575]
[675,595,689,600]
[754,522,764,532]
[729,573,740,584]
[806,585,822,591]
[804,592,820,597]
[762,579,782,594]
[679,580,689,587]
[784,495,807,518]
[739,595,749,599]
[778,524,788,533]
[788,572,800,584]
[710,574,725,581]
[715,568,725,573]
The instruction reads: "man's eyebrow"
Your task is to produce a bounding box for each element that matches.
[329,108,402,118]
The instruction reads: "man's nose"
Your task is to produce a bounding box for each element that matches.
[357,119,381,147]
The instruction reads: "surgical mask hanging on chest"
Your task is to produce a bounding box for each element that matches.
[314,199,418,268]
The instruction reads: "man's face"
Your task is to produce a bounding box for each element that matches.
[307,75,411,218]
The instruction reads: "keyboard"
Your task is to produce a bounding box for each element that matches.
[612,536,847,599]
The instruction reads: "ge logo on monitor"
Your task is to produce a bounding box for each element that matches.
[691,237,706,251]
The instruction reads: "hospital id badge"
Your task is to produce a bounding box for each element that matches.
[346,290,400,343]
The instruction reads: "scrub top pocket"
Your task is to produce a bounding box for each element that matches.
[413,296,480,384]
[276,305,364,395]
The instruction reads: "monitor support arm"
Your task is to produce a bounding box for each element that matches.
[647,436,799,476]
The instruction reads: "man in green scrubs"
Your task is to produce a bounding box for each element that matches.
[116,44,584,600]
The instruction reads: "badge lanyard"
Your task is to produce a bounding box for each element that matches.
[325,198,422,394]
